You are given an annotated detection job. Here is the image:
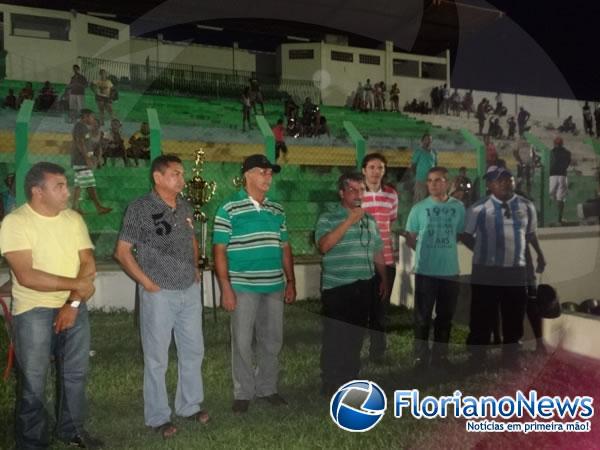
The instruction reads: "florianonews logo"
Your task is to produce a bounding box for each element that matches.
[330,380,387,432]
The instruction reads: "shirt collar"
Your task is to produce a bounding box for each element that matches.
[491,194,516,204]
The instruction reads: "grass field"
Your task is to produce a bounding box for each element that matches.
[1,300,599,449]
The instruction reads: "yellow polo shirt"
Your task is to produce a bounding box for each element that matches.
[0,204,94,315]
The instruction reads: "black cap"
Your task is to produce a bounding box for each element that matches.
[241,154,281,174]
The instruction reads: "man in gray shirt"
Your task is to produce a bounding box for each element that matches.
[114,154,208,439]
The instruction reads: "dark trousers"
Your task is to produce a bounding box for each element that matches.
[413,274,459,362]
[367,265,396,359]
[320,279,372,389]
[467,265,528,357]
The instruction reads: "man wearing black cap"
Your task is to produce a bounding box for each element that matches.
[462,165,545,368]
[213,154,296,414]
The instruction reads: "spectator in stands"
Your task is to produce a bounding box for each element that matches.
[485,135,498,167]
[59,87,70,115]
[88,118,104,168]
[487,117,503,139]
[249,76,265,115]
[17,82,34,108]
[315,114,330,138]
[103,118,128,166]
[583,101,594,136]
[3,88,17,110]
[517,107,531,137]
[68,64,88,122]
[92,69,114,126]
[463,165,543,369]
[549,136,572,225]
[463,90,474,119]
[411,133,438,202]
[379,81,387,111]
[284,95,298,119]
[272,119,288,161]
[507,116,517,139]
[404,166,465,371]
[241,87,252,132]
[494,92,505,116]
[430,86,440,114]
[595,104,600,137]
[558,115,577,134]
[373,82,382,111]
[450,89,461,116]
[0,173,16,220]
[361,153,398,363]
[476,98,488,135]
[364,79,374,111]
[286,116,302,139]
[390,83,400,112]
[352,82,364,111]
[450,166,473,206]
[35,81,57,112]
[513,141,536,196]
[128,122,151,166]
[441,84,450,115]
[315,172,388,396]
[301,97,316,133]
[70,109,112,215]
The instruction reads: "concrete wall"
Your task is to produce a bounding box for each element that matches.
[280,41,449,107]
[1,3,130,84]
[128,38,257,74]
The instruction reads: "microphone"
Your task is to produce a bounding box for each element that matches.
[352,199,367,228]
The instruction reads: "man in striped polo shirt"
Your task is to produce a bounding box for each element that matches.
[213,154,296,414]
[315,172,389,396]
[361,153,398,363]
[463,166,545,368]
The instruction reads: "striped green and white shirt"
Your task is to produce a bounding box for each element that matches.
[213,189,288,293]
[315,204,383,290]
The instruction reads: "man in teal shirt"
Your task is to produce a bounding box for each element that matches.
[213,154,296,414]
[405,166,465,370]
[411,133,438,202]
[315,172,389,396]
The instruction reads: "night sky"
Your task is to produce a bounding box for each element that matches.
[4,0,598,99]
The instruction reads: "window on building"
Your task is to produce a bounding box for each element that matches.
[359,54,380,65]
[289,49,314,60]
[421,62,446,80]
[331,50,353,63]
[11,13,70,40]
[393,59,419,77]
[88,23,119,39]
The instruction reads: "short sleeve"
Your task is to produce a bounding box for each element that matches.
[405,204,420,233]
[411,149,420,165]
[455,203,466,234]
[73,212,94,250]
[389,189,398,223]
[526,202,537,235]
[118,201,143,245]
[212,205,232,245]
[314,213,333,243]
[279,213,289,243]
[372,219,383,253]
[464,205,480,236]
[0,214,30,254]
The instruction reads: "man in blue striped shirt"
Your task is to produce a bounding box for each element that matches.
[462,166,545,368]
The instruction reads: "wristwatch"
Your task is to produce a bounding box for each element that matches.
[66,299,81,309]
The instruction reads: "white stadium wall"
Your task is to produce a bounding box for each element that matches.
[1,3,130,84]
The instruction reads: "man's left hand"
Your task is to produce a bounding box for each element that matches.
[536,255,547,274]
[284,282,296,304]
[54,304,78,334]
[379,281,390,300]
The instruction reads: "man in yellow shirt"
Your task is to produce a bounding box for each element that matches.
[0,162,103,449]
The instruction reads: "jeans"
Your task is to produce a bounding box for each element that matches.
[320,279,371,389]
[413,274,459,362]
[13,305,90,450]
[139,282,205,427]
[230,290,284,400]
[368,266,396,359]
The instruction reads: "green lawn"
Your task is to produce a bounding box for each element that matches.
[0,300,558,449]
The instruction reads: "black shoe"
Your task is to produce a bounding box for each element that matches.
[65,431,104,449]
[257,393,288,406]
[232,399,250,414]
